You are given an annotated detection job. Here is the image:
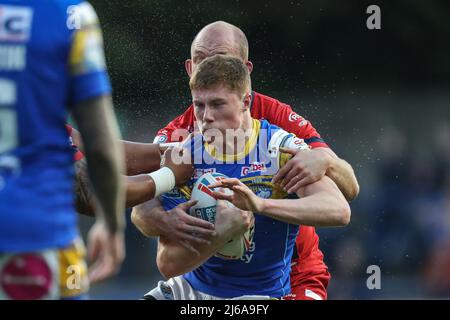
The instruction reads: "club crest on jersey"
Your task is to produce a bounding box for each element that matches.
[194,168,216,179]
[165,187,183,198]
[241,162,267,176]
[256,188,272,199]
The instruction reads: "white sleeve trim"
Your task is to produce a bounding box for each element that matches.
[305,289,324,300]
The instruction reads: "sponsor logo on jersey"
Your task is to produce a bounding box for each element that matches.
[292,137,305,145]
[288,112,302,122]
[240,238,255,264]
[160,283,174,300]
[0,79,16,104]
[194,168,216,179]
[0,44,26,71]
[165,187,183,198]
[284,136,310,150]
[241,162,267,176]
[156,135,167,143]
[0,5,33,42]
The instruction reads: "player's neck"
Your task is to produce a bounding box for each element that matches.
[206,117,258,160]
[223,115,253,155]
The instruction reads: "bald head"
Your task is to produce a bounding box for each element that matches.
[191,21,249,62]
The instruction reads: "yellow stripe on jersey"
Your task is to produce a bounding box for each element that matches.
[204,119,260,162]
[179,185,192,200]
[68,2,106,76]
[279,151,293,169]
[69,27,106,76]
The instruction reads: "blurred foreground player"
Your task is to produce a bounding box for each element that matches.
[0,1,125,299]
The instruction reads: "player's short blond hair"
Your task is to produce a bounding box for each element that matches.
[189,55,250,98]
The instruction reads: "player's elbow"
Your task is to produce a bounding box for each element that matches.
[157,252,181,279]
[334,200,351,226]
[345,181,360,202]
[131,207,155,237]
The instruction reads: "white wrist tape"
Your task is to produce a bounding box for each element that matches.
[148,167,176,197]
[160,142,182,148]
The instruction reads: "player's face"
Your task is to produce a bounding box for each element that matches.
[192,84,250,144]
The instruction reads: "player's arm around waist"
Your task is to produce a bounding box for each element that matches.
[156,202,253,279]
[156,235,223,279]
[261,176,351,227]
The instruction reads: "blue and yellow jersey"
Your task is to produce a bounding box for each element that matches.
[0,0,111,251]
[161,119,311,298]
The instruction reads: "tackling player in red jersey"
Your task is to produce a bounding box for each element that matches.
[139,21,359,300]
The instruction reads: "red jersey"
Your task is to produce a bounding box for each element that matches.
[155,91,331,300]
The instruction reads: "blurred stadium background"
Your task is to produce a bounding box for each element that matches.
[75,0,450,299]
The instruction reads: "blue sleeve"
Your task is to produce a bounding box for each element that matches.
[160,188,188,211]
[67,1,111,105]
[70,72,111,105]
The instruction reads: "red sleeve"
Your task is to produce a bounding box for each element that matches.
[65,124,84,161]
[154,105,195,143]
[253,96,329,149]
[287,226,331,300]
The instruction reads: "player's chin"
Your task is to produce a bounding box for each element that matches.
[202,130,214,143]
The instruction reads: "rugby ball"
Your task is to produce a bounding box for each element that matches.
[190,172,254,260]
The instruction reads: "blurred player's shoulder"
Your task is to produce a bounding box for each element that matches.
[47,0,100,31]
[48,0,86,14]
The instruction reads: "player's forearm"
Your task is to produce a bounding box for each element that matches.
[74,158,95,216]
[75,165,156,215]
[125,174,158,207]
[326,157,360,201]
[314,148,360,201]
[84,135,125,232]
[69,127,162,176]
[259,191,350,227]
[124,141,163,175]
[72,95,126,233]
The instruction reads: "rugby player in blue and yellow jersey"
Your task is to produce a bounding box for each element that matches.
[144,55,351,299]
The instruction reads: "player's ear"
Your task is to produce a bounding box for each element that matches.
[245,60,253,74]
[185,59,193,77]
[242,93,252,110]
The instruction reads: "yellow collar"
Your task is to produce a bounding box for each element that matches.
[204,119,260,162]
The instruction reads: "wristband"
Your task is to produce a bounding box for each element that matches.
[148,167,176,197]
